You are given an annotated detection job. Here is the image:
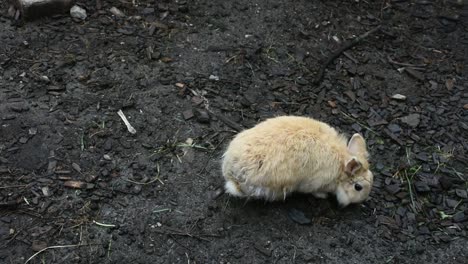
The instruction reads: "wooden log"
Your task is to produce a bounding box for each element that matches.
[12,0,74,20]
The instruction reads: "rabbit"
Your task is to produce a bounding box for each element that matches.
[221,115,373,207]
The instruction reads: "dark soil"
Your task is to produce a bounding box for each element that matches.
[1,0,467,263]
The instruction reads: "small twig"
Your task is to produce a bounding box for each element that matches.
[314,25,382,84]
[25,244,85,264]
[93,220,116,228]
[387,56,426,68]
[117,109,137,134]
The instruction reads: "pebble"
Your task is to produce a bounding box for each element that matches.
[455,189,468,199]
[182,109,194,120]
[400,114,421,128]
[445,199,459,208]
[452,211,467,223]
[70,5,87,20]
[209,75,220,81]
[110,7,125,17]
[72,163,81,173]
[195,109,210,123]
[287,208,311,225]
[391,94,407,100]
[387,124,401,133]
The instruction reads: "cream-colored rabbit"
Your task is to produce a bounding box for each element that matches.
[221,116,373,207]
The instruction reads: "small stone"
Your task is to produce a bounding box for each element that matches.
[209,75,219,81]
[452,211,467,223]
[445,199,459,208]
[287,208,311,225]
[72,163,81,173]
[396,207,406,216]
[29,128,37,135]
[142,7,155,15]
[455,189,468,199]
[195,109,210,123]
[387,124,401,133]
[19,137,28,144]
[429,80,438,90]
[70,5,87,20]
[41,186,51,197]
[103,140,112,151]
[175,83,185,88]
[400,114,420,128]
[414,181,430,193]
[110,7,125,17]
[40,75,50,83]
[182,109,194,120]
[103,154,112,161]
[391,94,407,100]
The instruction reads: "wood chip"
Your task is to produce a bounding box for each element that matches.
[327,100,337,108]
[445,78,455,90]
[71,162,81,173]
[405,68,425,81]
[64,180,87,189]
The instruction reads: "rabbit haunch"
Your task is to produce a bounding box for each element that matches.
[221,116,373,207]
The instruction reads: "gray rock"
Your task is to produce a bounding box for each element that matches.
[401,114,421,128]
[455,189,467,199]
[70,5,87,20]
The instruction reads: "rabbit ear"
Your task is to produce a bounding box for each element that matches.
[345,157,362,176]
[347,133,368,157]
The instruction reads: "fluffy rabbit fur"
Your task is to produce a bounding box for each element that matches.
[221,116,373,207]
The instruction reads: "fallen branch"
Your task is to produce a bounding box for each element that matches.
[314,25,382,84]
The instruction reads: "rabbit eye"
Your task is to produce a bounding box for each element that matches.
[354,183,363,191]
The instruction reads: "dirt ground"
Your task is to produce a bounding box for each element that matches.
[1,0,467,263]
